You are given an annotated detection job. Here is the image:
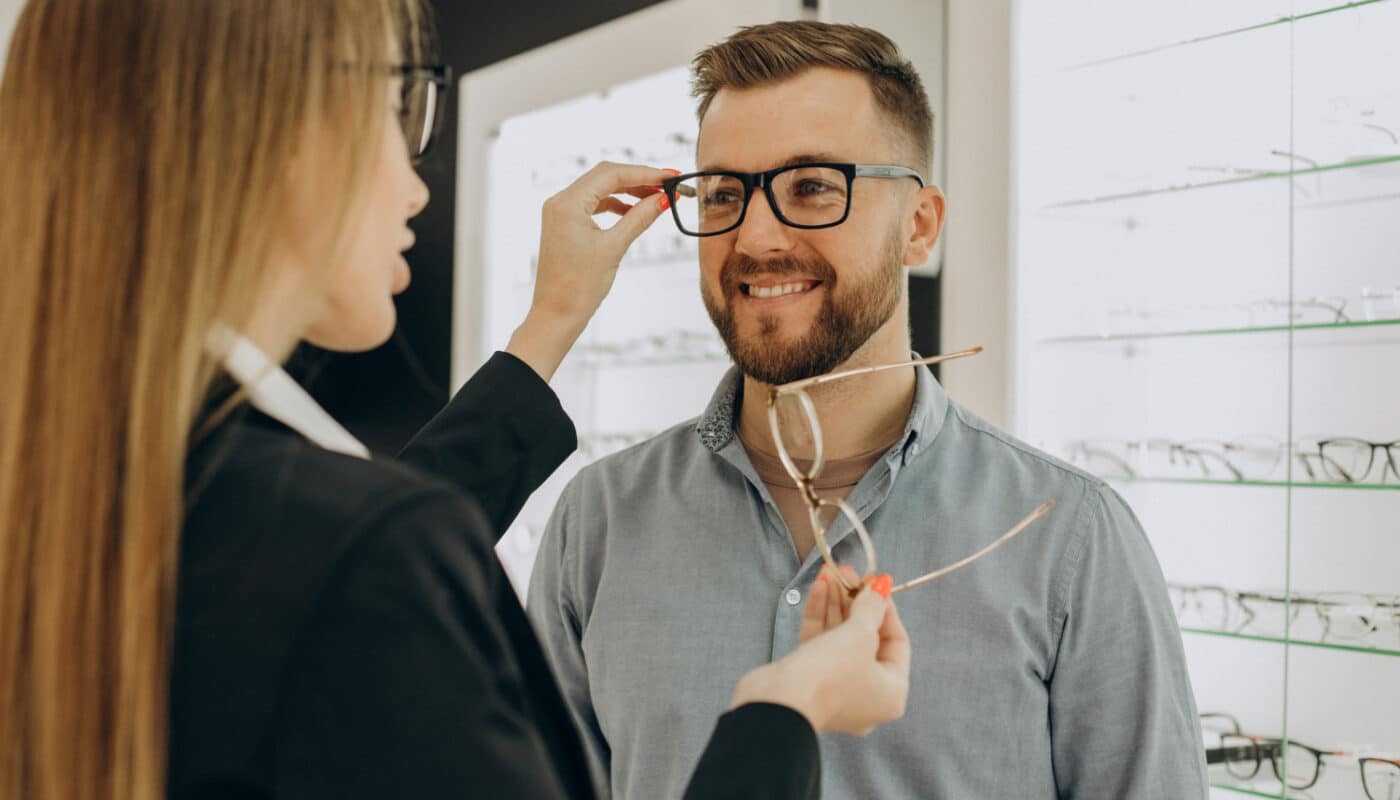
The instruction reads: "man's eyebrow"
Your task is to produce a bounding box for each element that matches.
[777,152,845,168]
[696,152,847,172]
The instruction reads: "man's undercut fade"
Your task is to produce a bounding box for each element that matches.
[691,20,935,173]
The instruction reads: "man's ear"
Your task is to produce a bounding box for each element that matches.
[903,185,946,267]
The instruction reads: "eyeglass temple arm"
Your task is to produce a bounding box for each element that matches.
[1206,744,1264,765]
[854,165,927,186]
[774,346,983,395]
[890,500,1054,595]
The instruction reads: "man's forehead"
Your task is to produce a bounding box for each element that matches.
[695,68,893,171]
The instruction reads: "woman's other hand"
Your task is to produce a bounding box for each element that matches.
[731,568,911,736]
[506,162,674,381]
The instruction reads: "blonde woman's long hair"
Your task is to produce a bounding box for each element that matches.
[0,1,426,797]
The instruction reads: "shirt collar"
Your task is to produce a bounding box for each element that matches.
[207,326,371,460]
[695,353,951,457]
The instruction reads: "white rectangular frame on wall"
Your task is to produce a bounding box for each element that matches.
[453,0,950,389]
[453,0,798,389]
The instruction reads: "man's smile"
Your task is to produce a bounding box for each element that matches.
[738,278,824,305]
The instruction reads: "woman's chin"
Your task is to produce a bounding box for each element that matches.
[304,307,397,353]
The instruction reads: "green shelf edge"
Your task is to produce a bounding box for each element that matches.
[1181,627,1400,658]
[1040,317,1400,344]
[1068,0,1389,70]
[1107,476,1400,491]
[1044,154,1400,209]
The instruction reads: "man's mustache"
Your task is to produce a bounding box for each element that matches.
[720,254,837,293]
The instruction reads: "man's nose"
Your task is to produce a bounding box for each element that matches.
[733,189,796,259]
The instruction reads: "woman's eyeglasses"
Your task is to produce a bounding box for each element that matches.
[765,346,1055,595]
[393,65,451,162]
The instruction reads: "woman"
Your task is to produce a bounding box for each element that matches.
[0,1,910,799]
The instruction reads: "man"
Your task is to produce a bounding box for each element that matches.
[528,21,1208,799]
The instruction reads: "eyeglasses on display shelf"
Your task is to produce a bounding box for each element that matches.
[1018,4,1400,799]
[1043,287,1400,342]
[572,330,727,369]
[1168,583,1400,653]
[1064,436,1400,487]
[1200,712,1400,799]
[528,130,696,191]
[1047,121,1400,206]
[519,231,697,288]
[766,347,1054,595]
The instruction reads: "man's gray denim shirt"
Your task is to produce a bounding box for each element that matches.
[528,363,1208,799]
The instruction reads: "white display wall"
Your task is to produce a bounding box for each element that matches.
[478,66,731,591]
[1014,2,1400,798]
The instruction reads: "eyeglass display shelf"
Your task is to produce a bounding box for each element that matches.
[1043,154,1400,210]
[1181,627,1400,659]
[1040,317,1400,345]
[566,354,731,369]
[1066,0,1387,70]
[1106,476,1400,492]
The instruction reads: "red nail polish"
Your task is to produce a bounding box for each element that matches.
[658,194,671,212]
[871,574,893,599]
[815,571,828,585]
[664,168,682,176]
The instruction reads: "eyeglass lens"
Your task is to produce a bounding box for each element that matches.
[1269,741,1323,789]
[399,76,439,160]
[1362,758,1400,800]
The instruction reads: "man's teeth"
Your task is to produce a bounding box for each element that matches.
[749,282,810,299]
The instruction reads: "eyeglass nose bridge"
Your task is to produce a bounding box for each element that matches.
[730,171,792,235]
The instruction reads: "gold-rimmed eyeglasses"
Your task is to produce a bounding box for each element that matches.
[766,346,1056,595]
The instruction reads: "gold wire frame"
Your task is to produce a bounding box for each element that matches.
[766,347,1055,594]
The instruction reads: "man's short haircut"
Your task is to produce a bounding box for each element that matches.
[691,21,935,172]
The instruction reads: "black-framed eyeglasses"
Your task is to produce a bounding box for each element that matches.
[661,162,926,237]
[1362,757,1400,800]
[393,64,451,162]
[1206,734,1346,790]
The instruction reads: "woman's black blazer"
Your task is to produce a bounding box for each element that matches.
[167,352,819,798]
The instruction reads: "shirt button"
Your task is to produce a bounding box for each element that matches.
[785,589,802,606]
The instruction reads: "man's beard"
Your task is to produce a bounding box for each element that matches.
[701,230,905,386]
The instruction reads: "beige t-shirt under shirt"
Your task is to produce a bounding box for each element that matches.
[739,430,896,563]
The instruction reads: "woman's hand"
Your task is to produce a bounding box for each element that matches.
[730,567,911,736]
[506,162,675,382]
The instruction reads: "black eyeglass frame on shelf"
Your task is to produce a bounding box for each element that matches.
[661,162,926,237]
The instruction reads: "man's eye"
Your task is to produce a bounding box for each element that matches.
[794,180,837,196]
